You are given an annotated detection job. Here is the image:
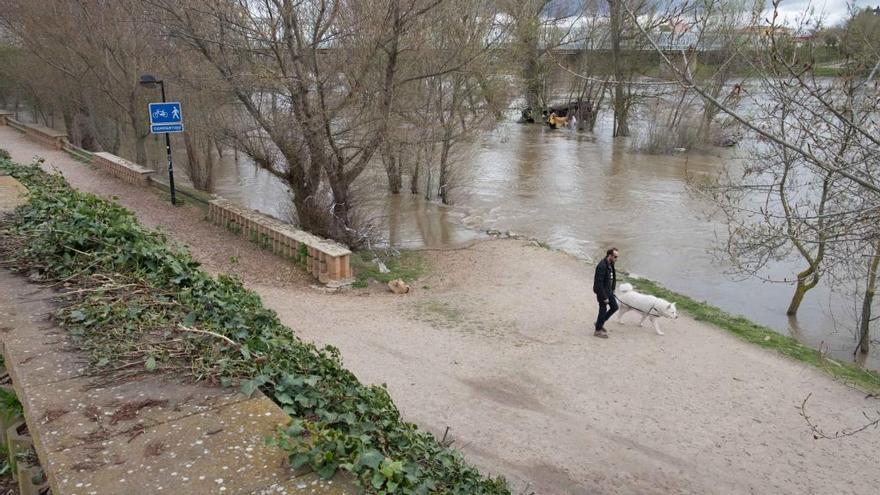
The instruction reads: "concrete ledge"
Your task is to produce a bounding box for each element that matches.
[20,123,67,150]
[92,152,154,185]
[0,176,28,212]
[0,270,355,495]
[209,198,353,285]
[0,111,12,126]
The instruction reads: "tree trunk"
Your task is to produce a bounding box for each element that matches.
[289,171,325,236]
[134,134,148,166]
[382,144,402,194]
[410,146,421,195]
[183,132,214,191]
[424,141,435,201]
[108,121,122,155]
[76,106,102,152]
[857,240,880,355]
[328,175,356,246]
[524,51,542,121]
[787,266,818,316]
[438,136,452,204]
[787,280,808,317]
[62,108,76,145]
[609,0,629,137]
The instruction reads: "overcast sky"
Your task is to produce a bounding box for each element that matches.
[550,1,876,28]
[773,0,876,26]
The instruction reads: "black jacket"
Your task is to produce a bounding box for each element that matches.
[593,258,616,300]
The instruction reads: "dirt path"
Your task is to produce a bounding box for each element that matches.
[2,127,878,495]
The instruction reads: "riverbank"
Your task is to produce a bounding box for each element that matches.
[620,275,880,394]
[2,127,880,494]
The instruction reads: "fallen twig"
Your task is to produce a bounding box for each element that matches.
[800,393,880,440]
[177,324,240,348]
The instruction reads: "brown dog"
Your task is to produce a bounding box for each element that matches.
[388,279,410,294]
[548,112,569,129]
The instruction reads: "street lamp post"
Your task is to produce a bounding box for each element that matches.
[139,74,177,205]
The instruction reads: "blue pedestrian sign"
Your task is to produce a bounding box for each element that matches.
[149,102,184,133]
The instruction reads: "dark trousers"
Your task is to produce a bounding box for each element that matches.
[595,294,618,330]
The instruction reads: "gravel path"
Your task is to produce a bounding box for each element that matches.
[2,127,878,495]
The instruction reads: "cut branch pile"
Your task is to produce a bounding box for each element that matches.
[0,158,509,494]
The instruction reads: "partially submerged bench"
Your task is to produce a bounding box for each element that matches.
[208,199,353,286]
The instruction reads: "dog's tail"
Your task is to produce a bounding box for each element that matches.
[618,282,633,293]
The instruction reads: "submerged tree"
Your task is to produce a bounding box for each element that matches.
[0,0,162,159]
[631,0,880,326]
[149,0,443,245]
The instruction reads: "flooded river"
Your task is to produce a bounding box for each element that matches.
[179,117,877,369]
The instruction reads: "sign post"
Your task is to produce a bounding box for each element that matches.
[148,99,183,205]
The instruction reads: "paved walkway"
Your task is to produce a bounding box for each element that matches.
[2,127,879,494]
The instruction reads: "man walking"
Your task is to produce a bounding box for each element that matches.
[593,248,619,338]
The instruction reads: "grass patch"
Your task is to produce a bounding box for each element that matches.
[811,66,844,77]
[415,300,463,324]
[62,146,93,164]
[622,274,880,394]
[0,384,22,481]
[0,387,23,420]
[351,250,425,289]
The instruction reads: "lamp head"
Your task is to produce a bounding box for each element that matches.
[139,74,161,88]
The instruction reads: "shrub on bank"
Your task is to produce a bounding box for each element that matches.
[0,158,509,495]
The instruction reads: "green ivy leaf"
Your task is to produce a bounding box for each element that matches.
[371,471,385,489]
[359,450,384,469]
[316,463,337,480]
[240,380,257,396]
[338,412,356,425]
[290,452,310,470]
[182,311,197,327]
[286,420,304,436]
[380,459,403,479]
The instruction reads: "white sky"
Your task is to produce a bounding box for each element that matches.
[772,0,876,27]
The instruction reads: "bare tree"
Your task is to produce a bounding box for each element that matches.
[148,0,446,245]
[624,0,880,323]
[496,0,555,121]
[857,242,880,356]
[0,0,169,164]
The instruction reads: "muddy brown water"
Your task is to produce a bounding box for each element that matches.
[202,118,876,370]
[13,103,865,370]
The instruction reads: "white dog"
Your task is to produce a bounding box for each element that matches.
[615,283,678,335]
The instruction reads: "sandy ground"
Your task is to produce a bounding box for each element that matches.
[2,127,879,495]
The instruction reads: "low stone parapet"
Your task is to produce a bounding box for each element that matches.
[92,151,154,185]
[21,123,67,150]
[0,111,13,126]
[208,198,353,285]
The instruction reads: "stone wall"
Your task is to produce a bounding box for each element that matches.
[92,151,154,185]
[208,198,353,285]
[0,116,353,286]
